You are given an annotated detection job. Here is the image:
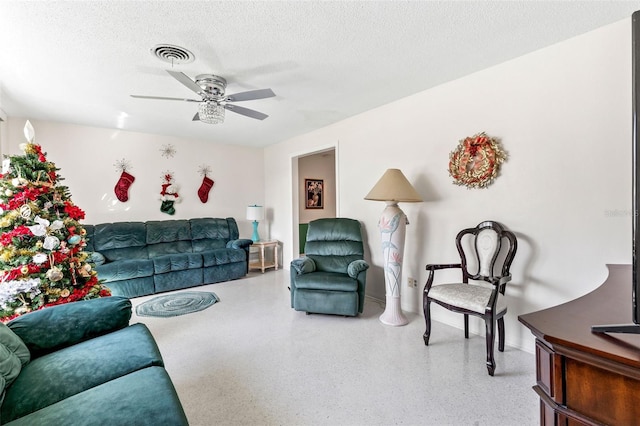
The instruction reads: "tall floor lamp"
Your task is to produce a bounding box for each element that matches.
[365,169,423,326]
[246,205,264,242]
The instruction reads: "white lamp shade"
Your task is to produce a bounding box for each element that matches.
[364,169,423,202]
[246,205,264,221]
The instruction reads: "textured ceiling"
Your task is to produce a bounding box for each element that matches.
[1,1,639,147]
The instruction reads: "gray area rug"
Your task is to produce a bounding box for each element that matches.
[135,291,219,318]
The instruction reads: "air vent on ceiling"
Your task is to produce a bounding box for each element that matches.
[151,44,195,65]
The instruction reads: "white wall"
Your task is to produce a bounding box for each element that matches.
[265,19,633,353]
[3,119,264,238]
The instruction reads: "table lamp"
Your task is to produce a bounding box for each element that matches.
[246,205,264,242]
[365,169,423,326]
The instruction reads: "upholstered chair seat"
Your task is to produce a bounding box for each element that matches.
[427,283,507,315]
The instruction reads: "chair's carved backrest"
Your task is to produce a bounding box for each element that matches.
[305,218,364,273]
[455,221,517,290]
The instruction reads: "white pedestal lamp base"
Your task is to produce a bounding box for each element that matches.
[379,295,409,326]
[377,201,409,327]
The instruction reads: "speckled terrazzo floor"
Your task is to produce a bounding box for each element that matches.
[131,270,538,426]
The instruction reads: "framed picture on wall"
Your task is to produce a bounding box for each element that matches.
[305,178,324,209]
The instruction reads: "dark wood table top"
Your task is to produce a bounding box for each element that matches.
[518,264,640,369]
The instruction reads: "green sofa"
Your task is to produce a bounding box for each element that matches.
[84,217,252,298]
[0,296,188,425]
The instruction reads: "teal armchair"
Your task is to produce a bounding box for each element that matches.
[290,218,369,316]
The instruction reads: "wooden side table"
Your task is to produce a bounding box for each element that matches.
[249,240,280,273]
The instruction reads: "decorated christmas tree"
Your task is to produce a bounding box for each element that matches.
[0,121,110,322]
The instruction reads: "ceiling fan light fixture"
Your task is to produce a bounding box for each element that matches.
[131,70,273,123]
[199,101,225,124]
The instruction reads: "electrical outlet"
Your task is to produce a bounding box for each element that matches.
[407,277,417,288]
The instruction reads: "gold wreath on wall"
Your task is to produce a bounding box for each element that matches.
[448,132,507,189]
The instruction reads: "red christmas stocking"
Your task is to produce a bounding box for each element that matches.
[114,171,135,202]
[198,176,214,203]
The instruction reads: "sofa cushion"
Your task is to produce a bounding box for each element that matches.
[3,367,188,426]
[192,238,227,252]
[190,217,232,240]
[153,253,203,274]
[93,222,147,251]
[93,221,148,261]
[148,240,193,258]
[154,269,204,293]
[106,277,155,299]
[203,262,245,284]
[96,258,154,282]
[1,323,163,423]
[201,248,246,267]
[101,246,149,262]
[146,220,191,244]
[293,271,359,292]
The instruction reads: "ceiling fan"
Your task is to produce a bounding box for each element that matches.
[131,70,275,124]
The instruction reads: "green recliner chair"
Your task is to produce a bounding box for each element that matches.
[290,218,369,316]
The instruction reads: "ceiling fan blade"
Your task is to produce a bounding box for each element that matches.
[192,112,200,121]
[166,70,203,94]
[131,95,200,102]
[224,104,268,120]
[225,88,275,102]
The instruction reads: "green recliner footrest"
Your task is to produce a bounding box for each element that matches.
[294,271,359,292]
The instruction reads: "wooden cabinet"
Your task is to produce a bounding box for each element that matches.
[519,264,640,426]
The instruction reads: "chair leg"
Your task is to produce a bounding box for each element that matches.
[464,314,469,339]
[423,297,431,346]
[485,317,496,376]
[497,317,505,352]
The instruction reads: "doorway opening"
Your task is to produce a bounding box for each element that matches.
[293,147,337,256]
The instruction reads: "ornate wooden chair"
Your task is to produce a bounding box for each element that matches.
[423,220,517,376]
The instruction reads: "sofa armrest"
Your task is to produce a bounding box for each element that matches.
[7,296,132,358]
[227,239,253,250]
[227,239,253,275]
[347,259,369,279]
[291,257,316,275]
